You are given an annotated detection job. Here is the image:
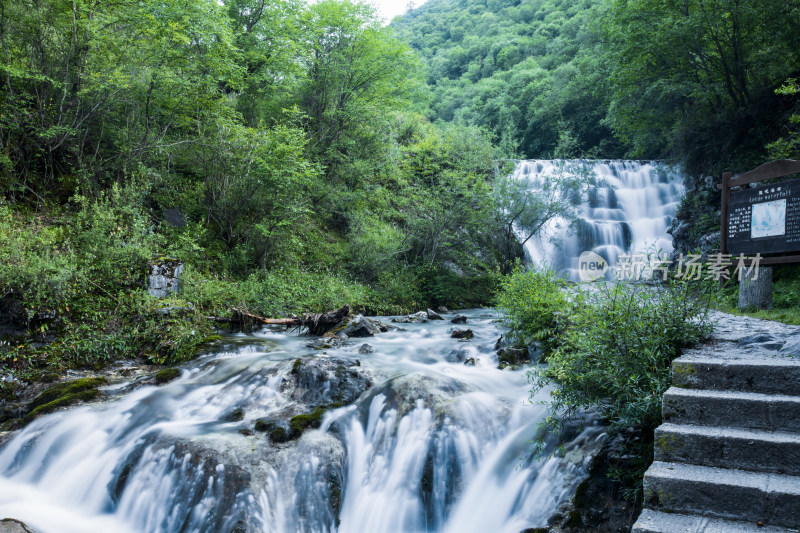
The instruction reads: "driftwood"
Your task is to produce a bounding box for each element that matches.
[209,305,350,335]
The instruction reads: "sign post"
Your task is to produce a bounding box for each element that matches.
[720,160,800,308]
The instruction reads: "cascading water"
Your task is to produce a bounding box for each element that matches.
[516,160,685,279]
[0,311,605,533]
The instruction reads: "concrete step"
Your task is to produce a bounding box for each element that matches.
[655,423,800,475]
[662,387,800,432]
[632,508,792,532]
[642,461,800,529]
[672,355,800,395]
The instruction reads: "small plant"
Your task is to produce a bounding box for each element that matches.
[495,265,571,357]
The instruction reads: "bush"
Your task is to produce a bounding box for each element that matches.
[495,266,570,356]
[498,275,714,500]
[531,279,713,435]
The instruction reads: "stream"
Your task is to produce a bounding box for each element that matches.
[0,310,605,533]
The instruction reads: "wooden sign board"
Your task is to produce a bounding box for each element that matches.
[727,177,800,255]
[720,159,800,264]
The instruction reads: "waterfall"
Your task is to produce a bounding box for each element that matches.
[515,160,685,279]
[0,311,605,533]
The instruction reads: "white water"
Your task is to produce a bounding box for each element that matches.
[0,311,604,533]
[516,160,685,279]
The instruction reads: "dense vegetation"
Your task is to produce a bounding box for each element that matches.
[0,0,538,382]
[392,0,800,174]
[497,269,714,497]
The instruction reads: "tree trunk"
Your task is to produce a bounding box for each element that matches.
[738,266,773,310]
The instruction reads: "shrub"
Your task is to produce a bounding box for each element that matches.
[495,266,570,356]
[530,279,713,436]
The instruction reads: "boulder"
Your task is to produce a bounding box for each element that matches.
[357,344,375,354]
[451,315,467,324]
[426,309,444,320]
[148,259,183,298]
[436,306,449,314]
[451,328,473,340]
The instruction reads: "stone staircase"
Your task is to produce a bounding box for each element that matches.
[633,315,800,532]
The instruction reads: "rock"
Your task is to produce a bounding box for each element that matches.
[289,358,373,407]
[221,407,244,422]
[0,519,35,533]
[254,418,274,432]
[357,343,374,354]
[155,368,181,384]
[335,315,382,337]
[781,338,800,357]
[148,259,183,299]
[451,315,467,324]
[497,347,528,367]
[436,306,449,314]
[464,357,478,366]
[392,312,428,324]
[426,309,444,320]
[451,328,473,339]
[445,347,471,363]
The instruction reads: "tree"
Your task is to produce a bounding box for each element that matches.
[597,0,800,166]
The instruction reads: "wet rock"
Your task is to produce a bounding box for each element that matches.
[155,368,181,384]
[436,306,449,314]
[464,357,478,366]
[254,418,274,432]
[0,519,35,533]
[357,343,375,354]
[497,347,528,367]
[392,312,428,324]
[221,407,244,422]
[451,328,473,340]
[289,358,373,407]
[451,315,467,324]
[445,347,471,363]
[335,315,381,337]
[426,309,444,320]
[306,336,347,350]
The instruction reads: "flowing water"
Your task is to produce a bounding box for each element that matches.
[516,160,685,279]
[0,310,604,533]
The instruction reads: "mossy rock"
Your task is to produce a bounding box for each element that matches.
[19,377,108,426]
[289,406,326,435]
[155,368,181,384]
[222,407,245,422]
[291,358,303,374]
[269,426,294,443]
[27,377,107,412]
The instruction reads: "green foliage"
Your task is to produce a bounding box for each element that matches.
[392,0,622,158]
[597,0,800,171]
[530,279,713,437]
[496,267,570,356]
[0,206,81,321]
[501,277,714,499]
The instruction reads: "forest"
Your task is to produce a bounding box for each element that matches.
[1,0,800,376]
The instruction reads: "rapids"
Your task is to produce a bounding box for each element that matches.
[0,310,604,533]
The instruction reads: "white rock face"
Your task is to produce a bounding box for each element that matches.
[148,260,183,298]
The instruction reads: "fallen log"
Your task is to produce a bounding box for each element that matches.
[214,305,351,335]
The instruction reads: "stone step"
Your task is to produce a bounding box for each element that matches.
[642,461,800,529]
[662,387,800,432]
[655,423,800,475]
[672,355,800,395]
[632,508,790,532]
